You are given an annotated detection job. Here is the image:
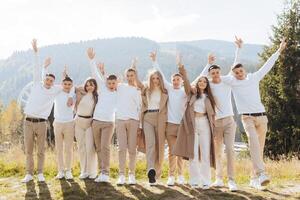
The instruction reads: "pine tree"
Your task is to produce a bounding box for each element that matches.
[260,0,300,159]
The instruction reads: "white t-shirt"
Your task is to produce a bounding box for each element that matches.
[147,89,161,110]
[116,83,141,121]
[54,91,75,123]
[194,95,206,113]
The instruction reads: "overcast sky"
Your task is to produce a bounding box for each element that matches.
[0,0,283,59]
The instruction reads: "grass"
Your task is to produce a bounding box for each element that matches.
[0,146,300,199]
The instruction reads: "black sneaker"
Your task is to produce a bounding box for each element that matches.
[147,169,156,185]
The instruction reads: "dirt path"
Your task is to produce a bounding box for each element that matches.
[0,177,299,200]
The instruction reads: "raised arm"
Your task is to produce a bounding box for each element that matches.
[87,48,105,86]
[178,63,191,95]
[253,39,286,80]
[131,57,144,89]
[191,54,215,85]
[31,39,43,84]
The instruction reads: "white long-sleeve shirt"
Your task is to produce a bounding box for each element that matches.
[153,62,187,124]
[54,91,75,123]
[90,60,117,122]
[222,49,281,114]
[24,53,73,119]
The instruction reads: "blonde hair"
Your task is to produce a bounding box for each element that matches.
[146,69,167,95]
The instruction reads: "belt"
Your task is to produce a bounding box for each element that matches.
[194,112,207,117]
[26,117,47,123]
[78,115,93,119]
[145,109,159,113]
[242,112,266,117]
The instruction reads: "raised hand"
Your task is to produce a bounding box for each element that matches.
[208,53,216,65]
[149,51,157,62]
[97,62,105,75]
[234,36,243,48]
[176,53,183,67]
[44,57,52,68]
[31,39,38,53]
[62,65,68,78]
[131,57,138,69]
[279,38,287,53]
[87,48,96,60]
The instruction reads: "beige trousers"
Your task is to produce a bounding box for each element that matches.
[143,112,164,178]
[75,117,98,176]
[92,120,114,175]
[116,119,139,175]
[213,116,236,180]
[24,120,47,175]
[166,122,184,177]
[241,115,268,177]
[54,121,75,172]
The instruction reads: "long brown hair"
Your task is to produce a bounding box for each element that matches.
[84,78,98,105]
[196,76,216,112]
[146,70,167,95]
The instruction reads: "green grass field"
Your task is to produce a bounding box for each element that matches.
[0,146,299,199]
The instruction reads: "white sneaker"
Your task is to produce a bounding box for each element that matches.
[56,171,65,179]
[65,170,73,180]
[259,173,270,186]
[128,174,136,185]
[100,174,110,183]
[37,173,45,182]
[22,174,33,183]
[177,175,185,185]
[212,178,224,187]
[88,174,97,179]
[79,173,89,179]
[117,175,126,185]
[167,176,175,186]
[249,178,262,190]
[94,174,103,182]
[228,180,238,192]
[202,184,210,190]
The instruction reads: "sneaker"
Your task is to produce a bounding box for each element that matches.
[258,173,270,186]
[212,178,224,187]
[249,178,262,190]
[177,175,185,185]
[128,174,136,185]
[100,174,110,183]
[37,173,45,182]
[147,169,156,186]
[22,174,33,183]
[167,176,175,186]
[202,184,210,190]
[94,174,103,182]
[228,180,238,192]
[117,175,126,185]
[79,173,89,179]
[56,171,65,179]
[190,184,199,188]
[65,170,73,180]
[88,174,97,179]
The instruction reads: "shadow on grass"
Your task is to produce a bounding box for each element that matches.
[59,179,86,200]
[37,182,52,199]
[25,181,38,200]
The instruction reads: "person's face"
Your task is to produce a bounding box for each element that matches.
[233,67,246,80]
[44,76,55,89]
[85,81,95,93]
[209,68,221,80]
[106,79,117,90]
[126,71,136,83]
[172,75,182,89]
[62,80,73,92]
[197,77,208,90]
[151,74,160,87]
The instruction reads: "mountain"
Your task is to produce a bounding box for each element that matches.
[0,37,263,104]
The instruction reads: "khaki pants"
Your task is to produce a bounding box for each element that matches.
[54,121,75,172]
[116,119,139,176]
[166,122,183,177]
[92,120,114,175]
[75,117,98,176]
[24,120,47,175]
[143,112,163,178]
[241,115,268,177]
[213,116,236,180]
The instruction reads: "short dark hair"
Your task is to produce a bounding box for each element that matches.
[232,63,243,70]
[126,68,136,73]
[172,73,182,78]
[208,65,221,72]
[63,76,73,82]
[46,73,56,79]
[107,74,118,80]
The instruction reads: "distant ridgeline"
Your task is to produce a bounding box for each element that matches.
[0,37,262,104]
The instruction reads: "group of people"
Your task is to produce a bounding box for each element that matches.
[21,37,287,191]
